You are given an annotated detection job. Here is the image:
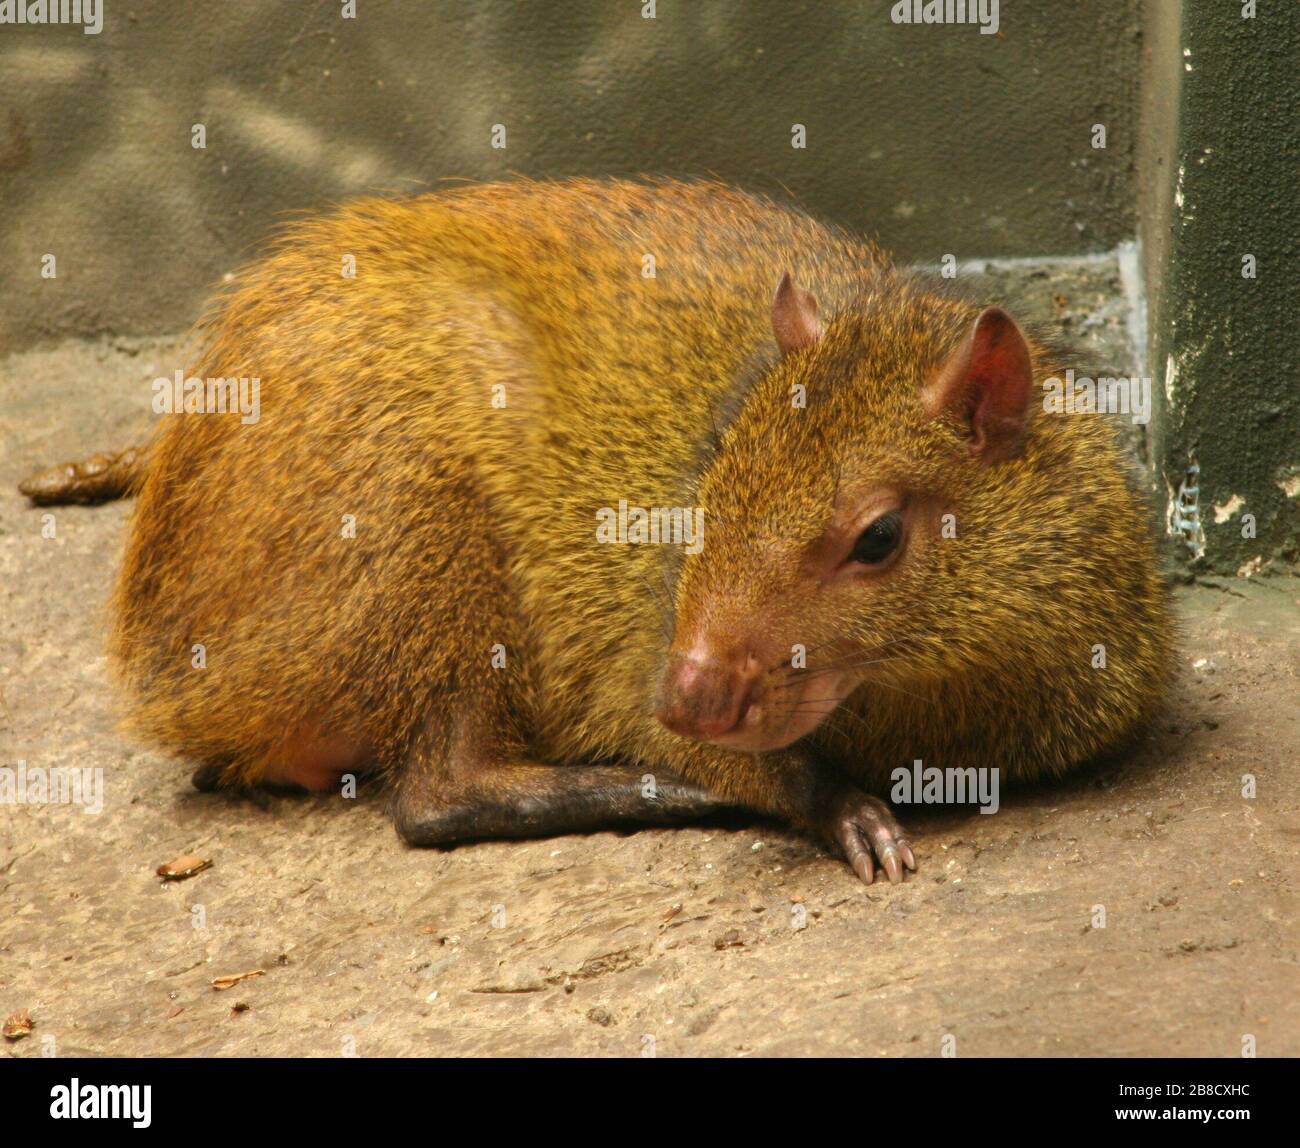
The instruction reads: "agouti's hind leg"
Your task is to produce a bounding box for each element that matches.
[391,715,726,847]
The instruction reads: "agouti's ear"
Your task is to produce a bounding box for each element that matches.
[923,306,1033,463]
[772,272,823,356]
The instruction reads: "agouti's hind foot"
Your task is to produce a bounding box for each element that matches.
[821,788,916,885]
[191,762,225,792]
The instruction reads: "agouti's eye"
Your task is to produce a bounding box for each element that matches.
[849,511,904,565]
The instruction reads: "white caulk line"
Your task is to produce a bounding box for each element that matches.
[907,250,1122,276]
[1115,240,1148,380]
[958,250,1120,273]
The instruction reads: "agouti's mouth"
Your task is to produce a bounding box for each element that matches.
[656,656,850,752]
[706,673,848,752]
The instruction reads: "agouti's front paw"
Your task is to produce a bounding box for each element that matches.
[820,788,916,885]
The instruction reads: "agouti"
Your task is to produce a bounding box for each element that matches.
[21,178,1173,884]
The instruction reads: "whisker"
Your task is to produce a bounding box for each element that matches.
[861,677,936,706]
[636,572,674,643]
[812,705,872,749]
[768,653,910,690]
[780,674,936,709]
[768,631,937,674]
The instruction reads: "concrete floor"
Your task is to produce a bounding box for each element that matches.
[2,259,1298,1057]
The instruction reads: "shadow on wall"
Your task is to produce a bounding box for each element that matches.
[0,0,1141,349]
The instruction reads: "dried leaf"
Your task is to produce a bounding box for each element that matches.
[156,854,212,881]
[2,1009,33,1040]
[211,969,264,991]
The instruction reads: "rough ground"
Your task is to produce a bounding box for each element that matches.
[2,260,1298,1057]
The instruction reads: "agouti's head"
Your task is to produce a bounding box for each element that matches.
[655,272,1042,752]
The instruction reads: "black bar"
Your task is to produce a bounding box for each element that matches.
[3,1057,1287,1132]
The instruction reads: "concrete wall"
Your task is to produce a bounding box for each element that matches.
[1138,0,1299,575]
[0,0,1141,350]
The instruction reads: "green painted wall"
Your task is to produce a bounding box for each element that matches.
[0,0,1140,350]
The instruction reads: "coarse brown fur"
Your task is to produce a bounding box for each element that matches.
[22,177,1174,881]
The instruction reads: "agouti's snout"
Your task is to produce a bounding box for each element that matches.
[655,647,763,743]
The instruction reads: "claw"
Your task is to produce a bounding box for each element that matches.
[877,842,903,884]
[822,788,916,886]
[851,851,875,884]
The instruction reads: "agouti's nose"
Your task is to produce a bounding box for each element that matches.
[655,648,762,742]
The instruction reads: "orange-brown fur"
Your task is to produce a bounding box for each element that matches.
[44,177,1171,854]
